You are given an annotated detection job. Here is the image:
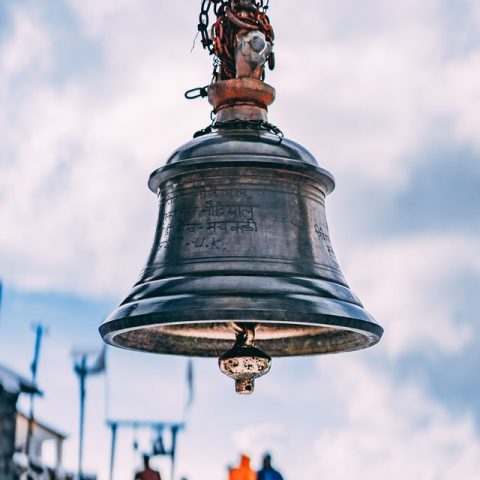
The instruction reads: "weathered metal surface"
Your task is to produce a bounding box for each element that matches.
[208,77,275,122]
[219,324,271,394]
[99,129,383,358]
[207,0,275,80]
[235,30,271,79]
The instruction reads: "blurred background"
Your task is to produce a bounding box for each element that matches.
[1,0,479,479]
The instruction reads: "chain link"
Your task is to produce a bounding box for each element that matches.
[198,0,215,54]
[194,119,284,143]
[197,0,274,81]
[198,0,272,54]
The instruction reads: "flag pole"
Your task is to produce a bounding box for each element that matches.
[26,324,47,457]
[72,347,106,480]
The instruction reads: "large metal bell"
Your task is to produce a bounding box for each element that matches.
[100,128,383,362]
[100,3,383,394]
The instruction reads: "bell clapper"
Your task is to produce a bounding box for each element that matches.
[219,323,272,395]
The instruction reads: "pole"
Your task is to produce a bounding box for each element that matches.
[72,348,106,480]
[170,426,179,480]
[0,280,3,322]
[108,423,118,480]
[26,324,45,456]
[78,355,87,480]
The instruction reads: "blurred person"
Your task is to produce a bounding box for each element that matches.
[134,455,162,480]
[229,454,256,480]
[257,453,284,480]
[47,468,57,480]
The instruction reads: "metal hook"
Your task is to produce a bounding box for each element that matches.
[184,86,209,100]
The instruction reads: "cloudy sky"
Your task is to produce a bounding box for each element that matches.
[1,0,480,479]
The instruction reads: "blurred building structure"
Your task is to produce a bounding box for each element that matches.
[0,363,78,480]
[0,364,40,479]
[15,412,67,477]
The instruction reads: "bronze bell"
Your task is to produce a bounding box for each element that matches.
[100,2,383,394]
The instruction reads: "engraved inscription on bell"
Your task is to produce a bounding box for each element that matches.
[161,185,257,253]
[142,167,344,285]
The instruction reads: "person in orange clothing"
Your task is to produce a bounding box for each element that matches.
[229,454,256,480]
[134,454,162,480]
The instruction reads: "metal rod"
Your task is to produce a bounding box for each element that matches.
[26,324,45,457]
[106,420,185,429]
[170,426,179,480]
[231,322,255,346]
[108,423,118,480]
[78,355,87,480]
[0,279,3,322]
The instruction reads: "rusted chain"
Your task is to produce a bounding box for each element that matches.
[197,0,275,81]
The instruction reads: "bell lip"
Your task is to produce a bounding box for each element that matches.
[148,130,335,195]
[99,307,383,358]
[100,316,383,358]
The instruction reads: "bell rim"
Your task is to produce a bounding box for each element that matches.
[100,316,383,358]
[100,303,383,358]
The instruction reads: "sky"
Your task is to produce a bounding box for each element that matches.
[0,0,480,479]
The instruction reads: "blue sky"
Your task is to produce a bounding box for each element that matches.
[1,1,480,479]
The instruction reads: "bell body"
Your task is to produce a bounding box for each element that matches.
[100,129,383,357]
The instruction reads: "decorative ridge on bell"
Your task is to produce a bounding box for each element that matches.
[147,132,337,197]
[100,0,383,394]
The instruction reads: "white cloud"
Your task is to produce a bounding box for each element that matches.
[0,2,209,297]
[2,5,479,480]
[224,355,480,480]
[232,423,286,457]
[0,8,52,78]
[475,4,480,27]
[342,233,479,357]
[1,0,479,308]
[271,0,480,186]
[304,356,480,480]
[66,0,133,37]
[445,52,480,151]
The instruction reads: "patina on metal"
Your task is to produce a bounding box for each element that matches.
[100,0,383,394]
[200,0,275,81]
